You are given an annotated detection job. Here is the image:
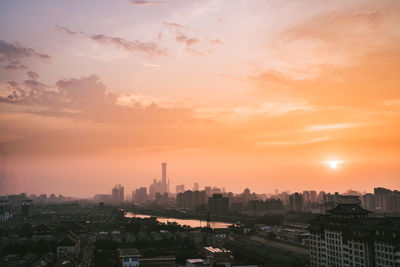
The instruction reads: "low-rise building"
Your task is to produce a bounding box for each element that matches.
[138,256,176,267]
[117,248,140,267]
[57,234,80,258]
[203,247,233,267]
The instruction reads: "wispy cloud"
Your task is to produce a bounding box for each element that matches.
[91,34,167,57]
[162,21,186,31]
[176,34,199,46]
[305,123,362,132]
[26,71,39,80]
[142,63,162,68]
[258,137,330,147]
[383,99,400,107]
[210,39,223,45]
[162,20,222,55]
[54,25,167,58]
[234,101,313,116]
[0,40,50,70]
[54,25,84,36]
[129,0,166,6]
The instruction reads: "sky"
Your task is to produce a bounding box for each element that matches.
[0,0,399,197]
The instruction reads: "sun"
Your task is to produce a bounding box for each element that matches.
[325,160,342,169]
[329,161,339,169]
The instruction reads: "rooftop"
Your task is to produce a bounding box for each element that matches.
[58,235,78,247]
[203,247,231,253]
[327,204,370,215]
[117,248,140,257]
[187,259,204,263]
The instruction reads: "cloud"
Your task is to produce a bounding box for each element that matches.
[27,71,39,80]
[56,75,107,107]
[4,63,27,70]
[383,99,400,107]
[162,21,222,54]
[129,0,166,6]
[176,34,199,46]
[54,25,84,36]
[91,34,167,57]
[142,63,162,68]
[281,9,390,45]
[258,137,330,147]
[1,79,60,106]
[0,41,36,59]
[250,42,400,108]
[233,101,313,116]
[163,21,199,48]
[305,123,363,132]
[0,40,50,70]
[210,39,223,45]
[0,74,216,158]
[162,21,186,31]
[54,26,167,58]
[248,2,400,108]
[0,74,201,126]
[270,3,400,76]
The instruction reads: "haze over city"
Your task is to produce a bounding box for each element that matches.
[1,0,400,197]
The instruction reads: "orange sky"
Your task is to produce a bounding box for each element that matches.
[0,0,399,197]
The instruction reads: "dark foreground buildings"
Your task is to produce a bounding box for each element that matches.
[309,203,400,266]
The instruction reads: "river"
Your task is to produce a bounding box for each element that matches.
[124,212,231,229]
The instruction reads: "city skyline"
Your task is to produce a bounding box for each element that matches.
[1,0,400,197]
[0,159,398,198]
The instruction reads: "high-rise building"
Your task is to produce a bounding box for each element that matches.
[21,200,34,217]
[374,187,400,213]
[361,193,376,211]
[208,194,229,215]
[310,191,318,203]
[148,163,171,199]
[303,190,310,206]
[176,190,207,209]
[289,192,303,212]
[204,186,212,197]
[0,200,11,222]
[162,162,167,194]
[318,191,326,203]
[309,203,400,266]
[135,187,148,204]
[112,184,124,204]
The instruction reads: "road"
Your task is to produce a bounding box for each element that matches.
[249,235,309,255]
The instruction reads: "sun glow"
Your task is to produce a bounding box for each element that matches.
[325,160,342,169]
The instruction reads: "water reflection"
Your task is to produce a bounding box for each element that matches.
[125,212,231,229]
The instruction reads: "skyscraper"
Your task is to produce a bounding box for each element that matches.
[148,162,170,199]
[135,187,148,204]
[112,184,124,204]
[162,162,167,194]
[289,192,303,212]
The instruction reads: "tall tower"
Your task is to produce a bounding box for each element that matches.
[162,162,167,194]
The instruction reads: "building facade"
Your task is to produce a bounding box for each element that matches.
[309,204,400,267]
[290,192,303,212]
[208,194,229,215]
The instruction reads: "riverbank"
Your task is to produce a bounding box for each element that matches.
[123,206,281,225]
[125,212,232,229]
[125,208,238,224]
